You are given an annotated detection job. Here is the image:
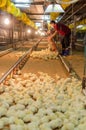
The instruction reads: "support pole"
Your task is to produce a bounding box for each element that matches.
[20,22,23,41]
[73,15,77,49]
[70,4,74,55]
[82,33,86,95]
[11,16,15,49]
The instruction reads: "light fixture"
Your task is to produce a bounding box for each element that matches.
[27,29,31,33]
[35,23,41,27]
[14,0,30,3]
[15,4,30,8]
[45,4,64,13]
[39,28,42,31]
[14,0,32,8]
[76,25,83,29]
[4,18,10,25]
[35,31,38,34]
[76,24,86,30]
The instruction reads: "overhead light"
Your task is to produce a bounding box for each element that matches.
[76,25,83,29]
[39,28,42,31]
[14,0,30,3]
[35,31,38,34]
[76,24,86,30]
[35,23,41,27]
[15,4,30,8]
[27,29,31,33]
[4,18,10,25]
[45,4,64,13]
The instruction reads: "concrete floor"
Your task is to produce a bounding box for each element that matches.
[65,50,85,79]
[22,58,69,79]
[0,40,85,80]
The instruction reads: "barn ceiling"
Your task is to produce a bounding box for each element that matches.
[11,0,86,26]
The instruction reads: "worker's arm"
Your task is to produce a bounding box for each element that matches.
[50,30,58,39]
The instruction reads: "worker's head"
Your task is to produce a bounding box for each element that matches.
[50,20,56,28]
[50,20,56,24]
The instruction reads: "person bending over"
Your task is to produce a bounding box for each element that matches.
[48,20,71,55]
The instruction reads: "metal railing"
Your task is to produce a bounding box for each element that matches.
[59,54,81,80]
[0,38,43,84]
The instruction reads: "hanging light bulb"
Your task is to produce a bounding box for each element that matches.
[4,18,10,25]
[27,29,31,33]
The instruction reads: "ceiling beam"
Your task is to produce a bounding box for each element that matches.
[64,3,86,22]
[26,13,45,15]
[26,13,50,15]
[13,1,44,5]
[30,18,43,20]
[60,0,85,22]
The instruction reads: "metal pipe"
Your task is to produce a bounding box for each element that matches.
[64,3,86,22]
[59,54,81,80]
[55,0,72,22]
[0,48,13,57]
[59,54,71,72]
